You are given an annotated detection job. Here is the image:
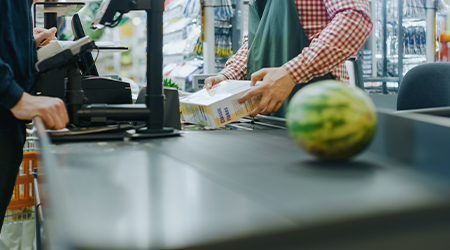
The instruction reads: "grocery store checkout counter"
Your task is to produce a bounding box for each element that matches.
[32,0,450,249]
[34,108,450,250]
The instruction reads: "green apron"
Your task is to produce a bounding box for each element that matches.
[247,0,335,117]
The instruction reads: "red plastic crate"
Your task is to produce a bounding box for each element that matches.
[7,152,38,210]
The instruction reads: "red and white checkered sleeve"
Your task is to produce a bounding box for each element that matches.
[219,35,249,80]
[283,0,373,84]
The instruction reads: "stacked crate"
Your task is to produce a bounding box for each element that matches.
[3,127,38,224]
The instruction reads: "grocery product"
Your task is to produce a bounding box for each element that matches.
[286,80,377,161]
[180,80,261,128]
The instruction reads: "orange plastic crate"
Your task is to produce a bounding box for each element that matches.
[7,152,38,210]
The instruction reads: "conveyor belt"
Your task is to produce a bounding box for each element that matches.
[35,110,450,250]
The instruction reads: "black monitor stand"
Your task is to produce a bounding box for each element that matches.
[140,2,173,134]
[90,0,176,136]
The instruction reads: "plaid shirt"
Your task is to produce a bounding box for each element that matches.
[220,0,372,84]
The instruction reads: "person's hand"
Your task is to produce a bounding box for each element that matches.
[238,67,296,117]
[10,93,69,130]
[33,27,57,47]
[204,74,228,90]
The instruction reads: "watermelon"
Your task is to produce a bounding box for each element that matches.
[286,80,377,161]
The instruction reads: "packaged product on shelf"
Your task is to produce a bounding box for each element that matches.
[362,63,372,70]
[403,0,425,19]
[182,0,201,18]
[180,81,261,128]
[408,26,415,55]
[362,61,372,76]
[403,26,410,55]
[214,0,234,21]
[363,69,373,76]
[361,49,372,76]
[419,26,426,55]
[402,25,426,56]
[414,26,421,55]
[362,49,372,57]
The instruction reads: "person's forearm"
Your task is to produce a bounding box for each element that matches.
[0,59,25,110]
[10,92,69,130]
[219,36,249,80]
[283,9,372,84]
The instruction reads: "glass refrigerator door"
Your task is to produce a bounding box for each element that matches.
[366,0,429,94]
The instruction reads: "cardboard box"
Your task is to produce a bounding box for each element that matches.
[180,81,261,128]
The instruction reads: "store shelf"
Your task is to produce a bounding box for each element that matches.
[403,18,426,24]
[363,77,400,82]
[163,54,185,65]
[215,56,230,61]
[382,54,427,59]
[163,30,185,44]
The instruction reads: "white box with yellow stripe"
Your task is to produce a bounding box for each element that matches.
[180,81,261,128]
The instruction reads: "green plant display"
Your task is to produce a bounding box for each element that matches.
[164,79,180,90]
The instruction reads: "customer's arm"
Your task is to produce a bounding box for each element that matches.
[0,57,25,110]
[0,58,68,130]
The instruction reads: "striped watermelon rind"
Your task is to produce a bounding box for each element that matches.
[286,80,377,161]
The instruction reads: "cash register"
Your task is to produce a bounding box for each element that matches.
[35,0,180,140]
[36,14,132,105]
[72,13,132,105]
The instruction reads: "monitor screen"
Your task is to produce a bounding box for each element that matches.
[72,13,99,76]
[91,0,134,29]
[91,0,112,29]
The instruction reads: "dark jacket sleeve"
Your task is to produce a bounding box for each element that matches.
[0,56,25,110]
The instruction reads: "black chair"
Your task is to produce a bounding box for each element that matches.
[397,62,450,111]
[345,50,365,90]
